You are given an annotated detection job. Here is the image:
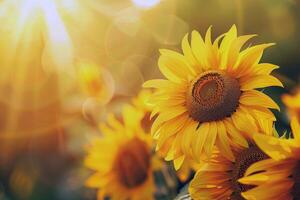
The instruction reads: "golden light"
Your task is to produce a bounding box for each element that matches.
[131,0,161,9]
[0,0,77,73]
[40,0,74,72]
[0,0,85,139]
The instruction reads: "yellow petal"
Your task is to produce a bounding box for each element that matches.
[252,63,279,75]
[244,158,294,177]
[221,25,237,49]
[204,26,212,46]
[157,114,188,147]
[240,75,283,90]
[244,159,276,176]
[245,106,275,122]
[219,25,237,68]
[291,116,300,143]
[151,114,165,136]
[203,121,218,159]
[231,107,258,133]
[226,34,257,70]
[216,121,234,161]
[191,30,208,70]
[176,162,191,182]
[174,155,185,170]
[253,133,293,160]
[282,93,300,108]
[99,123,115,136]
[224,119,248,148]
[160,49,196,77]
[181,33,201,73]
[85,173,111,188]
[254,113,275,134]
[240,90,280,110]
[241,179,293,200]
[122,106,143,134]
[158,106,187,122]
[209,33,223,69]
[238,174,269,185]
[193,122,210,162]
[106,113,124,132]
[158,53,189,83]
[181,120,198,157]
[234,43,275,78]
[156,129,176,150]
[166,132,184,161]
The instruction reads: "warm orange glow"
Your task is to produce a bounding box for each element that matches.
[0,0,83,139]
[0,0,298,200]
[0,0,77,73]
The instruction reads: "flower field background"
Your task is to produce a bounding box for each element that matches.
[0,0,299,200]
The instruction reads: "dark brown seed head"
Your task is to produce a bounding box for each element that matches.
[291,161,300,199]
[186,70,241,123]
[114,137,151,188]
[230,145,268,200]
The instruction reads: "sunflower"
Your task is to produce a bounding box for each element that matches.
[282,88,300,120]
[143,25,282,168]
[189,130,271,200]
[238,117,300,200]
[77,61,114,104]
[84,104,161,200]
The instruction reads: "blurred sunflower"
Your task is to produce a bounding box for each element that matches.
[77,61,114,104]
[239,117,300,200]
[189,130,270,200]
[143,25,282,168]
[84,104,162,200]
[282,89,300,120]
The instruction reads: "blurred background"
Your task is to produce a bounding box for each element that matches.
[0,0,299,199]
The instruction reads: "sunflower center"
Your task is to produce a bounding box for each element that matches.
[230,145,268,200]
[114,137,151,189]
[291,161,300,199]
[186,70,241,123]
[87,78,103,96]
